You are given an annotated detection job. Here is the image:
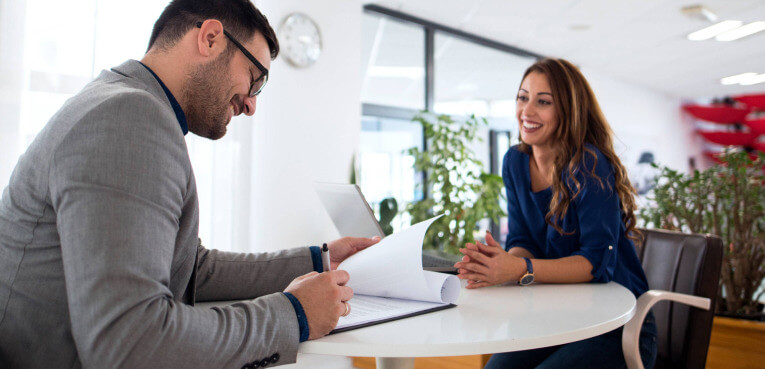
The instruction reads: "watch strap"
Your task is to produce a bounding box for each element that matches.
[518,257,535,286]
[523,257,533,274]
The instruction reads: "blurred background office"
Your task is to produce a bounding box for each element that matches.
[1,0,763,253]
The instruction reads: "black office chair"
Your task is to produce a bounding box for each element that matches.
[622,228,723,369]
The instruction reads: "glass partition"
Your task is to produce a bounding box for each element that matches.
[433,32,535,123]
[361,13,425,110]
[358,115,423,233]
[360,6,538,240]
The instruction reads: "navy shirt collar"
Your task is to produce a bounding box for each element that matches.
[138,61,188,135]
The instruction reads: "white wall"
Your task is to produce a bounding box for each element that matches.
[250,0,361,252]
[581,67,699,173]
[0,0,25,191]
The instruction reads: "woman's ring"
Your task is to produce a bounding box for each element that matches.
[341,301,351,317]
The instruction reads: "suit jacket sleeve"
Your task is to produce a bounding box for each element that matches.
[195,241,314,302]
[51,91,302,368]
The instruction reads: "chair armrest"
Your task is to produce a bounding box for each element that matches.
[622,290,710,369]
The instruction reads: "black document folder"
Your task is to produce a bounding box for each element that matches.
[330,295,456,334]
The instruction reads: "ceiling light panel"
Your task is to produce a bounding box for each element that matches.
[739,74,765,86]
[715,21,765,41]
[687,20,743,40]
[720,73,758,85]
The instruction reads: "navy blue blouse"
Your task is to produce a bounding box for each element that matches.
[502,144,648,297]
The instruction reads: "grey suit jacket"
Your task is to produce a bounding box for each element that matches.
[0,60,314,368]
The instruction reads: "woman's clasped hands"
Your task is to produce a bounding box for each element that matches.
[455,231,527,289]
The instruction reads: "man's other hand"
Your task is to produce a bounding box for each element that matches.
[284,270,352,340]
[327,236,380,270]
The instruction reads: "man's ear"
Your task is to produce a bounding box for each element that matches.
[196,19,226,58]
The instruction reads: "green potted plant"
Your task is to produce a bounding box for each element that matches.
[638,150,765,319]
[405,111,506,255]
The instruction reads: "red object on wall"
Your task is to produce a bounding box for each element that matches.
[683,105,750,123]
[744,118,765,135]
[734,93,765,109]
[697,131,758,146]
[703,151,724,164]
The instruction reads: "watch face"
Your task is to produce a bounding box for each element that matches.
[520,274,534,286]
[280,13,322,68]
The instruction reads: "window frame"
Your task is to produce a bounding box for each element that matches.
[361,5,542,235]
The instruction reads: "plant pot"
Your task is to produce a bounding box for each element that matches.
[715,310,765,322]
[716,299,765,322]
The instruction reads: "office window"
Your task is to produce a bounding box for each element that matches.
[490,130,513,244]
[432,33,530,236]
[360,6,538,240]
[359,11,426,233]
[359,116,423,232]
[430,30,532,194]
[361,13,425,110]
[433,32,535,122]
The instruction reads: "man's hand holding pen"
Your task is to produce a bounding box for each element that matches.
[284,236,380,340]
[284,270,353,339]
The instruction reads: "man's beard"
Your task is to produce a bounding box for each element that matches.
[183,52,233,140]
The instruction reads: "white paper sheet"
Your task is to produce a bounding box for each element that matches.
[337,215,459,304]
[333,215,461,332]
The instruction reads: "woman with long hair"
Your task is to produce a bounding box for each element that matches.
[455,58,657,369]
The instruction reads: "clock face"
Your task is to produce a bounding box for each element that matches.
[280,13,322,68]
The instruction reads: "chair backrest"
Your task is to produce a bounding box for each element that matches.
[634,228,723,369]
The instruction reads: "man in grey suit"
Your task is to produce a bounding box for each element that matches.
[0,0,379,368]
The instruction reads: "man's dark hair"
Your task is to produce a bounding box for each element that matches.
[148,0,279,59]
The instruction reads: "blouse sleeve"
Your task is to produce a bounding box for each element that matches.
[503,149,542,258]
[569,150,621,283]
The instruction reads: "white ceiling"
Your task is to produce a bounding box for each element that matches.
[365,0,765,100]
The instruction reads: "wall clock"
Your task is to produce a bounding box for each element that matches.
[280,13,322,68]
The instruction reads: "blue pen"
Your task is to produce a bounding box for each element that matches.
[321,243,331,272]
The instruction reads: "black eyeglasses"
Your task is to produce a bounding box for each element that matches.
[196,22,269,97]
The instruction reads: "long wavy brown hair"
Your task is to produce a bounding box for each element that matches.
[517,58,641,242]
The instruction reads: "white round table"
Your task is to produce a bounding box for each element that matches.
[299,282,636,369]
